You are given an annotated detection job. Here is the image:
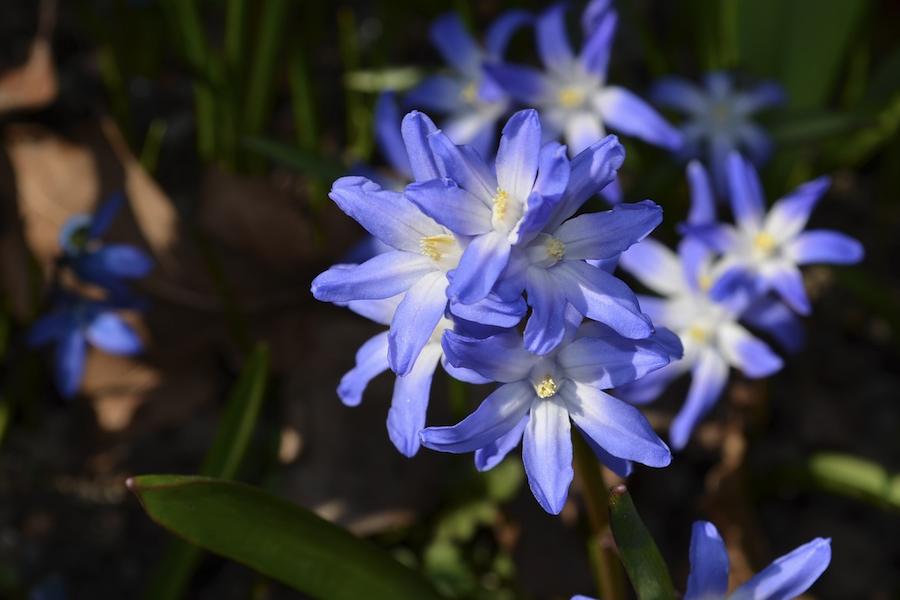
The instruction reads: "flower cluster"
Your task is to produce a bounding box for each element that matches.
[27,192,153,399]
[615,154,863,448]
[313,107,682,514]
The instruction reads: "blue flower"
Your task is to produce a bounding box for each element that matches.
[683,521,830,600]
[650,72,785,195]
[59,192,154,295]
[691,153,865,315]
[486,1,682,158]
[573,520,831,600]
[404,10,531,158]
[27,294,143,399]
[420,312,677,514]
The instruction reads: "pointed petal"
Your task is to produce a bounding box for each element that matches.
[311,251,434,303]
[764,262,810,315]
[738,122,774,166]
[596,86,683,150]
[388,271,448,376]
[617,237,684,295]
[686,160,717,225]
[54,327,87,399]
[557,200,662,260]
[613,360,686,406]
[441,330,535,383]
[725,152,766,231]
[430,13,480,75]
[401,111,442,181]
[344,295,402,326]
[649,76,707,113]
[732,81,786,114]
[77,245,153,280]
[535,3,576,72]
[428,128,497,200]
[764,176,830,243]
[523,396,574,514]
[578,10,617,78]
[475,412,528,471]
[717,321,783,377]
[388,342,443,456]
[669,348,729,450]
[564,110,605,158]
[419,380,534,452]
[484,9,532,58]
[524,268,569,355]
[729,538,831,600]
[448,230,512,304]
[513,142,570,244]
[374,91,413,178]
[786,230,864,265]
[548,134,625,230]
[84,312,142,355]
[87,192,126,239]
[496,110,542,202]
[27,312,69,347]
[683,521,729,600]
[559,335,671,389]
[484,63,555,106]
[563,381,671,467]
[329,176,437,251]
[338,332,390,407]
[741,296,805,354]
[574,423,633,477]
[555,260,654,339]
[404,178,492,235]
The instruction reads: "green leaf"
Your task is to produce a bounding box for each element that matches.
[141,345,270,600]
[129,475,446,600]
[767,111,872,145]
[774,453,900,512]
[607,486,675,600]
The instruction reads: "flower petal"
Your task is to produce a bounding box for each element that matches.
[732,81,786,114]
[447,230,512,304]
[617,235,685,296]
[430,13,480,76]
[717,321,783,377]
[686,160,717,225]
[87,192,126,239]
[54,327,87,399]
[84,312,142,355]
[563,381,671,467]
[428,128,497,201]
[729,538,831,600]
[374,92,413,179]
[741,296,805,354]
[496,109,542,201]
[596,86,683,150]
[441,330,535,383]
[484,9,532,58]
[578,9,617,78]
[763,176,830,243]
[419,380,534,453]
[649,76,707,113]
[484,63,556,106]
[401,111,442,181]
[523,395,574,514]
[475,412,528,471]
[669,347,729,450]
[563,110,605,158]
[338,332,390,407]
[535,3,576,72]
[76,245,154,281]
[388,342,443,456]
[311,251,434,303]
[683,521,729,600]
[786,230,864,265]
[763,262,810,315]
[574,423,633,477]
[524,267,570,355]
[557,200,662,260]
[27,312,69,347]
[404,178,492,236]
[388,271,449,376]
[725,152,766,231]
[559,335,671,389]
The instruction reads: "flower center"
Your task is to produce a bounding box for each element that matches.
[461,82,477,104]
[420,234,456,261]
[492,188,510,221]
[535,375,558,398]
[558,87,585,108]
[713,102,731,124]
[697,273,712,292]
[547,238,565,260]
[754,231,777,252]
[687,325,709,343]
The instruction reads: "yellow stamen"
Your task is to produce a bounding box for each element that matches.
[492,188,509,220]
[559,87,585,108]
[547,238,565,260]
[754,231,777,252]
[420,234,455,261]
[536,375,558,398]
[462,82,477,104]
[687,325,708,343]
[698,273,712,292]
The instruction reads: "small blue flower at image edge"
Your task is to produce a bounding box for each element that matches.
[573,520,830,599]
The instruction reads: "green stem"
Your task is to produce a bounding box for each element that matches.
[573,429,627,600]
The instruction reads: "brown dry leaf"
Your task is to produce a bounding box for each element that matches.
[0,0,58,114]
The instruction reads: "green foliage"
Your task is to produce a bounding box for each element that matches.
[607,486,675,600]
[130,475,445,600]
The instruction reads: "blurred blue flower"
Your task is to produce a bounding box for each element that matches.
[27,294,143,399]
[691,153,865,315]
[650,72,785,196]
[405,10,531,158]
[420,312,677,514]
[486,1,682,158]
[59,192,154,295]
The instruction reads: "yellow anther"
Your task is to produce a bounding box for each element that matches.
[547,238,565,260]
[559,87,585,108]
[536,375,558,398]
[698,273,712,292]
[754,231,777,252]
[420,234,455,261]
[492,188,509,220]
[687,325,708,343]
[462,83,477,104]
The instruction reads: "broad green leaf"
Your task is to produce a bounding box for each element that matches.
[130,475,446,600]
[861,44,900,108]
[242,136,348,183]
[141,345,270,600]
[608,486,675,600]
[767,111,871,145]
